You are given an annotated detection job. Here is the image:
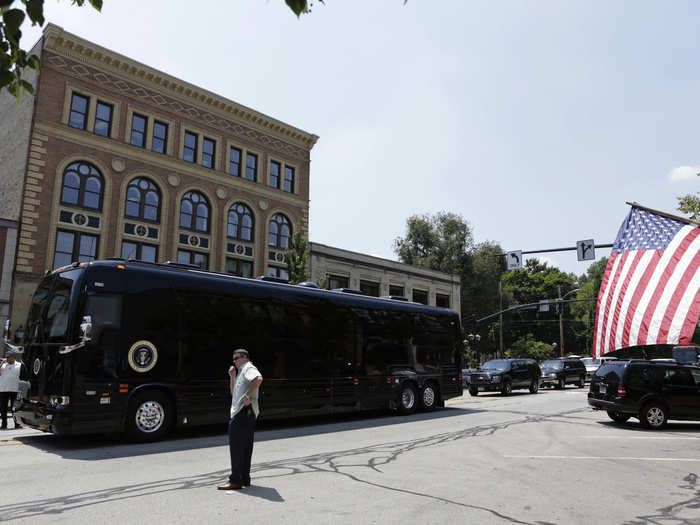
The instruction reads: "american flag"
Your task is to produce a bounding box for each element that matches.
[592,205,700,358]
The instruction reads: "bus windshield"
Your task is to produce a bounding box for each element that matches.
[25,268,84,344]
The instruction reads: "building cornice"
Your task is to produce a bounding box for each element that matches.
[309,242,461,285]
[42,24,319,152]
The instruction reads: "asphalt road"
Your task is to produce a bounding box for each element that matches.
[2,387,700,524]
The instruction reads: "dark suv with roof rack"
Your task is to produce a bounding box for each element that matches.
[588,360,700,429]
[540,357,587,389]
[466,358,541,396]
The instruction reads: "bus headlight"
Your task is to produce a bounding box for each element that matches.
[49,396,70,406]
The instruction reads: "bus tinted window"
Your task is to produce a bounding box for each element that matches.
[45,270,82,342]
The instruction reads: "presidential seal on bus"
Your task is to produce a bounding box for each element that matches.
[127,340,158,373]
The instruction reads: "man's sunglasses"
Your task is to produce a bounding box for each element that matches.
[233,355,245,361]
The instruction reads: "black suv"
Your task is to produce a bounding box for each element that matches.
[466,358,541,396]
[588,360,700,429]
[540,358,587,389]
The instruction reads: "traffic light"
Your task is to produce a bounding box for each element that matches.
[555,298,563,315]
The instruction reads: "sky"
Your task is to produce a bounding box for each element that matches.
[19,0,700,277]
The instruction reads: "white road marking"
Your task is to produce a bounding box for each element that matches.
[505,455,700,462]
[581,435,700,440]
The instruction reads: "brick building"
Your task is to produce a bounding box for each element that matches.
[0,24,318,331]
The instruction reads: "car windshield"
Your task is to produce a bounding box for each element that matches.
[581,358,600,366]
[482,360,509,370]
[541,360,564,370]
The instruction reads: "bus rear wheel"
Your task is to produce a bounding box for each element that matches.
[419,383,439,412]
[126,390,173,442]
[397,383,417,415]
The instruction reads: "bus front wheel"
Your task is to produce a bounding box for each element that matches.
[126,390,174,442]
[397,383,417,415]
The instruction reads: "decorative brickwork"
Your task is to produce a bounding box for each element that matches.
[44,51,310,161]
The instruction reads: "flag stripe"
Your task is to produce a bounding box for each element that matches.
[655,233,700,344]
[616,250,655,349]
[620,251,660,348]
[593,253,622,357]
[607,251,644,351]
[679,286,700,345]
[642,226,699,345]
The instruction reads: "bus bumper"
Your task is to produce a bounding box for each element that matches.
[15,402,73,435]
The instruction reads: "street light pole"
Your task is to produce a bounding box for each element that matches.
[558,286,564,357]
[557,287,581,357]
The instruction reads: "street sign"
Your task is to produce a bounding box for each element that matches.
[507,250,522,270]
[539,300,550,312]
[576,239,595,261]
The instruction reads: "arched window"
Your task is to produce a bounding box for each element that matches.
[180,191,210,233]
[268,213,291,249]
[60,161,103,210]
[125,177,161,222]
[227,203,254,241]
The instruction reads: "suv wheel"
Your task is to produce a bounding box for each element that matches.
[578,375,586,388]
[640,403,668,429]
[529,379,539,394]
[468,386,478,397]
[501,380,512,396]
[557,377,566,390]
[607,410,630,423]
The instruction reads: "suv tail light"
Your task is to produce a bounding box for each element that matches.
[458,371,463,382]
[617,387,626,397]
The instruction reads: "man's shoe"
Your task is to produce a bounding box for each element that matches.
[217,482,243,490]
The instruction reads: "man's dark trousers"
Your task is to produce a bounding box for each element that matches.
[0,391,14,428]
[228,406,256,485]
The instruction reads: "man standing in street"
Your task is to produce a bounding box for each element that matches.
[218,349,262,490]
[0,349,27,429]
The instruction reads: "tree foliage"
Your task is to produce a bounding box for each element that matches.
[0,0,102,102]
[285,230,310,284]
[506,334,556,362]
[677,172,700,220]
[393,212,474,274]
[500,259,576,354]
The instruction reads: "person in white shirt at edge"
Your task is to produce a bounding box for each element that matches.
[218,348,262,490]
[0,350,27,429]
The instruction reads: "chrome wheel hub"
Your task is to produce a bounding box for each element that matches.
[135,401,165,433]
[423,387,435,407]
[647,407,664,427]
[402,388,415,409]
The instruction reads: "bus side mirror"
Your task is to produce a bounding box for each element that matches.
[80,316,92,342]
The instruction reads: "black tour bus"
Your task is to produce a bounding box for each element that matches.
[16,260,463,441]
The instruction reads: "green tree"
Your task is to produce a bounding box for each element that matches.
[677,172,700,220]
[285,230,310,284]
[393,212,473,274]
[1,0,102,102]
[501,259,576,353]
[506,334,556,362]
[570,257,608,355]
[394,212,505,358]
[286,0,406,17]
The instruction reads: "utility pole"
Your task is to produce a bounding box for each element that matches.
[558,285,564,357]
[499,280,503,358]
